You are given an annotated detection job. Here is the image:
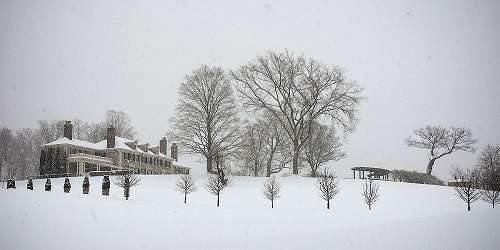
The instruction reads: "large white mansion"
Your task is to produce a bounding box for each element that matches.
[40,121,189,176]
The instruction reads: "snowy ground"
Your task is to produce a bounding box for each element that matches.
[1,175,499,250]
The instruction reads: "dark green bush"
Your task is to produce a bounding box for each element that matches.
[7,178,16,189]
[27,178,33,190]
[45,179,51,191]
[102,176,110,196]
[63,177,71,193]
[82,176,90,194]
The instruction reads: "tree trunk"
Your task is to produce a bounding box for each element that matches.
[467,201,470,211]
[311,167,317,178]
[292,150,299,175]
[266,150,275,177]
[266,159,272,177]
[327,200,330,209]
[426,158,436,175]
[217,193,220,207]
[124,188,130,200]
[207,155,213,173]
[271,200,274,208]
[184,193,187,204]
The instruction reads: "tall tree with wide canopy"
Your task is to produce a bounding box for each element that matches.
[405,126,476,175]
[172,65,241,173]
[232,50,362,174]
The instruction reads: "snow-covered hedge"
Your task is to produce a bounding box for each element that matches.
[391,170,444,185]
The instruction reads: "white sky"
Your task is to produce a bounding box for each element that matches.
[1,0,499,179]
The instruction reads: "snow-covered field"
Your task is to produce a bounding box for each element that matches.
[1,175,499,250]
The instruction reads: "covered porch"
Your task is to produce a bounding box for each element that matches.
[67,153,120,175]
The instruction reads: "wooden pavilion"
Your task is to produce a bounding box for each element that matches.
[351,166,390,180]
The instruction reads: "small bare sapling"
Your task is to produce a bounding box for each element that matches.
[176,174,197,204]
[316,168,340,209]
[362,179,380,210]
[205,174,227,207]
[263,176,281,208]
[115,171,141,200]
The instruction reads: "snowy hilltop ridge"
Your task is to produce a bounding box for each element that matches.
[1,175,499,250]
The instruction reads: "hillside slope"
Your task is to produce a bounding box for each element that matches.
[1,175,499,250]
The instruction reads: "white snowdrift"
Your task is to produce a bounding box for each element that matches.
[0,175,499,250]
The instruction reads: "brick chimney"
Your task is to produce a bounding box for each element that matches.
[160,137,168,155]
[106,127,115,148]
[171,142,178,162]
[63,121,73,140]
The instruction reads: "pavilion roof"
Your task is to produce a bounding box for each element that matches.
[351,166,391,174]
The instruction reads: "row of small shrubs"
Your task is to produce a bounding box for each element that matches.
[7,176,112,195]
[391,169,444,185]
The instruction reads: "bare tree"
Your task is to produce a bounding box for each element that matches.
[72,119,89,140]
[302,122,345,177]
[11,129,41,178]
[261,113,289,177]
[362,179,380,210]
[105,110,136,139]
[38,120,65,144]
[240,121,267,176]
[0,127,14,180]
[205,173,227,207]
[238,113,290,177]
[0,127,42,179]
[115,171,141,200]
[451,167,481,211]
[85,122,107,143]
[232,50,362,175]
[316,168,340,209]
[481,188,500,208]
[406,126,476,175]
[263,175,281,208]
[477,145,500,208]
[172,65,241,173]
[70,119,105,142]
[176,174,197,203]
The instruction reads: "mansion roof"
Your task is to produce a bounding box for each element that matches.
[44,136,174,161]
